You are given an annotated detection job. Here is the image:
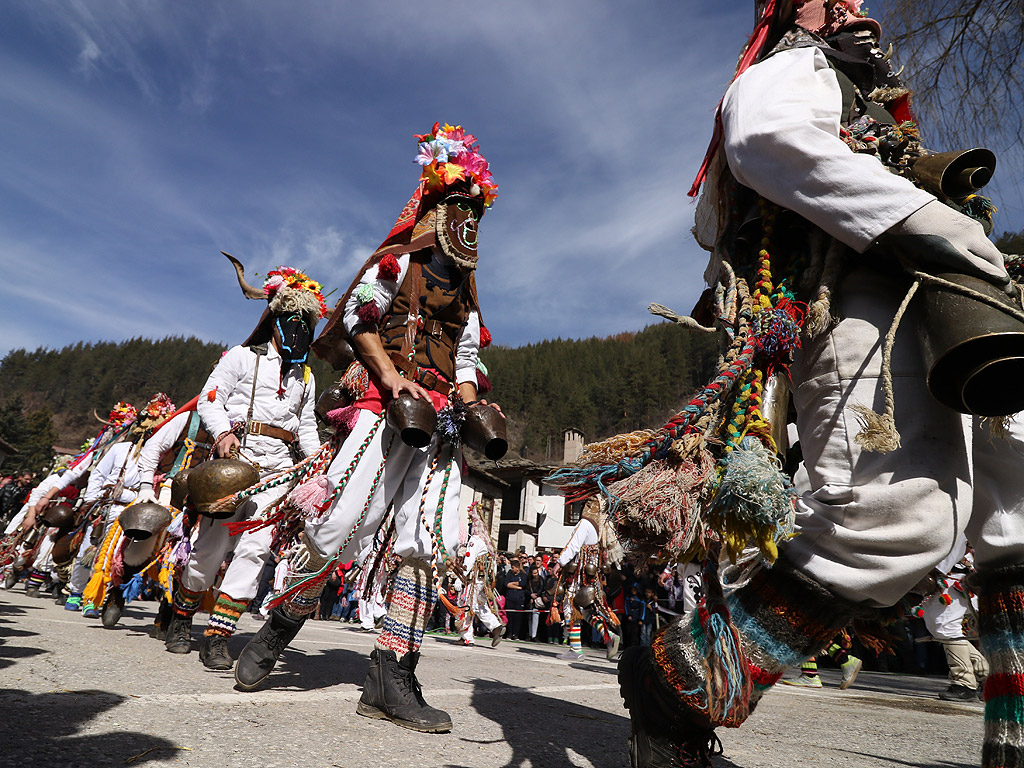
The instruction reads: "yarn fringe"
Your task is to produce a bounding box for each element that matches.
[707,437,796,563]
[851,405,901,453]
[288,476,333,519]
[121,571,145,603]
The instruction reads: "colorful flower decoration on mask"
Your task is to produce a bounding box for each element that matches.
[142,393,177,420]
[414,123,498,208]
[264,266,328,318]
[107,401,138,428]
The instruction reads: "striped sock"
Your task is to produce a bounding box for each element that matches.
[283,544,331,617]
[800,660,819,678]
[827,642,850,665]
[651,559,856,728]
[205,593,249,637]
[975,567,1024,768]
[26,571,47,591]
[568,623,582,653]
[172,582,205,618]
[377,558,436,659]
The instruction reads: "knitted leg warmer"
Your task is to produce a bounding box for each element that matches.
[975,566,1024,768]
[377,557,437,660]
[172,582,205,618]
[205,593,250,637]
[568,622,582,653]
[651,559,857,728]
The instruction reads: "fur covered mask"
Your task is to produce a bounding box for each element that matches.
[435,193,483,270]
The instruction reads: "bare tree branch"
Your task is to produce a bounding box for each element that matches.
[882,0,1024,148]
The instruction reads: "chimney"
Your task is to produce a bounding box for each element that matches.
[563,429,584,464]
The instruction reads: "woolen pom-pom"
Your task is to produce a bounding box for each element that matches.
[377,253,401,281]
[480,325,492,348]
[356,301,381,325]
[476,369,492,395]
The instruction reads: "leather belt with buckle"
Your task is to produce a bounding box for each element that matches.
[388,352,453,396]
[247,421,297,443]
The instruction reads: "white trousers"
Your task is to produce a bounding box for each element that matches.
[180,485,279,602]
[359,592,386,629]
[32,535,56,576]
[305,409,462,563]
[461,586,501,642]
[787,269,1024,606]
[69,503,125,594]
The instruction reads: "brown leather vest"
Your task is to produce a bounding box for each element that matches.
[379,250,471,383]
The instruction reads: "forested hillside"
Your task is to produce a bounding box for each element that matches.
[0,324,721,467]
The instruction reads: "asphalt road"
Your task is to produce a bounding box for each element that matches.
[0,587,985,768]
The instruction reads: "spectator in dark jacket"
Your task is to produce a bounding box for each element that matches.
[502,559,528,640]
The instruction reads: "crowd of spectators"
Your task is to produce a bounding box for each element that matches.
[0,472,37,530]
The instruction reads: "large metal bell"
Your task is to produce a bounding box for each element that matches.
[462,404,508,460]
[920,273,1024,416]
[572,586,596,609]
[187,458,260,518]
[315,379,351,424]
[911,148,996,200]
[386,392,437,448]
[170,467,192,510]
[118,502,172,541]
[40,503,76,534]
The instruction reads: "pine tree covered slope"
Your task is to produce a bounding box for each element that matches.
[1,325,720,463]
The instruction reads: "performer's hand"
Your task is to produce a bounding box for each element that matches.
[380,369,430,401]
[477,399,503,416]
[215,432,241,458]
[884,200,1011,290]
[135,485,157,505]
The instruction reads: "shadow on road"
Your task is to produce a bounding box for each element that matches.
[0,602,178,766]
[236,644,369,690]
[449,677,630,768]
[828,749,972,768]
[0,688,181,767]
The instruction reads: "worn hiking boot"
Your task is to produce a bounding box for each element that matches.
[3,569,19,590]
[839,655,863,690]
[939,683,979,702]
[164,615,194,654]
[200,634,234,671]
[356,649,453,733]
[102,589,125,629]
[606,631,622,661]
[490,626,505,648]
[782,675,823,688]
[234,607,305,690]
[618,645,722,767]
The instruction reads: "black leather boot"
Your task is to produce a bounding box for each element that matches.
[618,645,722,768]
[164,614,193,654]
[152,598,173,641]
[234,607,305,690]
[101,588,125,628]
[199,634,234,670]
[356,649,453,733]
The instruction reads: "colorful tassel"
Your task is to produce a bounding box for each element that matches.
[340,361,370,399]
[288,476,333,519]
[475,369,492,395]
[327,404,362,435]
[437,397,468,445]
[121,572,145,603]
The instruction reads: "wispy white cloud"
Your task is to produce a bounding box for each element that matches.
[1,0,1020,366]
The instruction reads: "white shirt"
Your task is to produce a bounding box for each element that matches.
[342,249,481,385]
[722,46,935,253]
[137,411,195,489]
[84,442,141,505]
[197,342,320,472]
[558,517,599,566]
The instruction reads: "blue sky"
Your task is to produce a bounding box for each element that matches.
[1,2,1022,359]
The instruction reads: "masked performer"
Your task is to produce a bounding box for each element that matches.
[458,502,504,647]
[233,122,502,737]
[551,499,622,661]
[74,394,176,617]
[550,3,1024,766]
[161,264,323,671]
[93,400,215,629]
